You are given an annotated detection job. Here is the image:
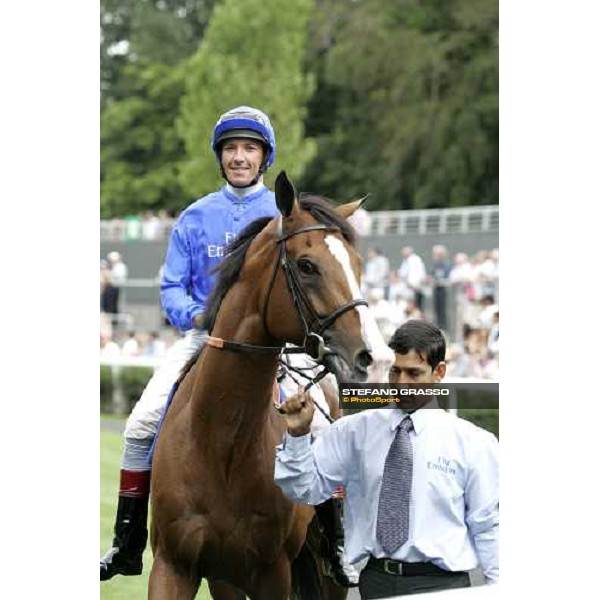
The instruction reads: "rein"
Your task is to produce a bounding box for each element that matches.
[206,218,368,391]
[277,354,334,423]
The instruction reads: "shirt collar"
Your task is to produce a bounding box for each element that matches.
[224,181,265,201]
[389,398,441,435]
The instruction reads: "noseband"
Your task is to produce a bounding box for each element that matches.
[206,218,368,377]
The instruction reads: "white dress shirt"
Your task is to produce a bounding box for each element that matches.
[398,254,426,289]
[274,404,499,583]
[364,255,390,289]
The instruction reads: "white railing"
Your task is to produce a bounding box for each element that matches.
[369,206,499,236]
[100,218,174,241]
[101,206,498,241]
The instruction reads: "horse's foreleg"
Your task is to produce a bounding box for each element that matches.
[250,556,292,600]
[208,578,246,600]
[148,553,201,600]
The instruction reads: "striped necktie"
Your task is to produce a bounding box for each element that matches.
[376,415,414,555]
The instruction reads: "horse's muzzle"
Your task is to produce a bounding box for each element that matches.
[355,349,373,371]
[322,348,372,383]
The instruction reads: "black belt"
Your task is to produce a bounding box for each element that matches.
[366,557,464,577]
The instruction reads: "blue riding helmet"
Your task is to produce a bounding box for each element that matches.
[211,106,277,174]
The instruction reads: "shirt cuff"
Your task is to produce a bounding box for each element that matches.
[284,431,312,453]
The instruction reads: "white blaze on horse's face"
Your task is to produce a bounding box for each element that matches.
[324,236,395,379]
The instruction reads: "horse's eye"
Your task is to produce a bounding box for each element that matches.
[297,258,319,276]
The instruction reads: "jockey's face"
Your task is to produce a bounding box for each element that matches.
[220,138,265,187]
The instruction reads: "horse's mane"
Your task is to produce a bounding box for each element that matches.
[204,216,274,333]
[298,193,357,247]
[176,194,357,380]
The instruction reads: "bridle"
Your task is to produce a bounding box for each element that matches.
[206,217,368,390]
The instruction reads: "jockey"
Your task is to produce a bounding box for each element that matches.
[100,105,357,587]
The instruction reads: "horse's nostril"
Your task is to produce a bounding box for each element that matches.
[355,350,373,370]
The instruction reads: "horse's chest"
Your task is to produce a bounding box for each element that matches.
[225,510,287,554]
[183,508,288,577]
[187,478,291,554]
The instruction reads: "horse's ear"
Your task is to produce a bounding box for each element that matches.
[275,171,297,218]
[335,195,369,220]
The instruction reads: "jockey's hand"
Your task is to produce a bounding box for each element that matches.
[193,313,205,329]
[279,386,314,437]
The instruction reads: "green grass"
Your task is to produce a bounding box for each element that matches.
[100,428,212,599]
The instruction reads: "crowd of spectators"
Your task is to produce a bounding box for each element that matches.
[362,245,499,379]
[100,328,179,360]
[101,209,175,241]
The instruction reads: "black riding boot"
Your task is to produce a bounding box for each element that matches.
[100,470,150,581]
[314,497,358,587]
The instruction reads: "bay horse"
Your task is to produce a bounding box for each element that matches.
[149,172,385,599]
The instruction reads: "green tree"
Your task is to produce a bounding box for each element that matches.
[100,1,217,217]
[101,0,135,102]
[177,0,317,198]
[301,0,498,209]
[101,0,216,103]
[101,63,187,217]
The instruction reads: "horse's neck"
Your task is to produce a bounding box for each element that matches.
[191,290,280,436]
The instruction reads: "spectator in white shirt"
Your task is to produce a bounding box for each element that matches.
[449,252,475,341]
[363,247,390,296]
[397,247,426,311]
[146,331,167,358]
[472,250,495,300]
[104,251,129,329]
[108,251,128,286]
[100,332,121,358]
[141,210,162,240]
[478,294,499,331]
[388,270,411,303]
[121,331,140,357]
[368,288,394,340]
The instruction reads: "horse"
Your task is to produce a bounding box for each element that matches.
[148,171,385,599]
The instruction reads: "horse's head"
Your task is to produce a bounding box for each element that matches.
[255,171,389,382]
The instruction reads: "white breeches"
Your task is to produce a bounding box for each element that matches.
[124,330,207,439]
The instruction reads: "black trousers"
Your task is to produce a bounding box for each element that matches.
[101,285,120,315]
[433,286,448,331]
[414,290,425,312]
[359,566,471,598]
